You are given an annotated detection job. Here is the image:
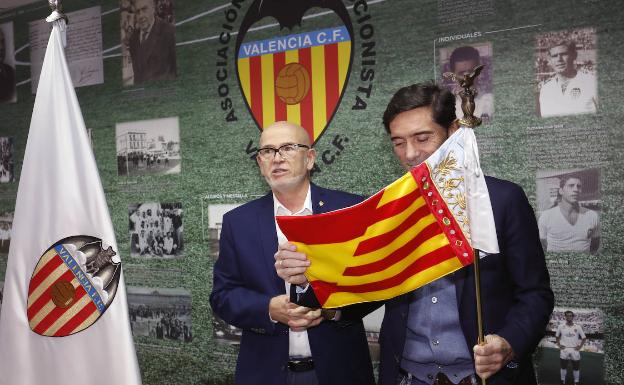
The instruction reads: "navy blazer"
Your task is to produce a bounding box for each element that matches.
[333,176,554,385]
[210,183,375,385]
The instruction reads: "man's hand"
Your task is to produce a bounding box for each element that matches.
[268,295,322,332]
[269,294,294,325]
[275,242,310,286]
[287,306,323,332]
[473,334,514,380]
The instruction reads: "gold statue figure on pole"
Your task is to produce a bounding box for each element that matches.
[443,64,484,128]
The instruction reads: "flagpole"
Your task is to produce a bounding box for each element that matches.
[473,248,486,385]
[443,64,487,385]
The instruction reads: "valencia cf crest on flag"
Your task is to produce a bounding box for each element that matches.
[235,0,354,144]
[27,236,121,337]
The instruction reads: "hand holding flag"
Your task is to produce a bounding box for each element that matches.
[276,126,498,308]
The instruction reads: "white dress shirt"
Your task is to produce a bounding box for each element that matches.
[273,187,313,358]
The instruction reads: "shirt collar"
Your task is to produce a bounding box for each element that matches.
[273,185,313,216]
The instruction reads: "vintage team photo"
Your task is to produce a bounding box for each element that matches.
[129,202,183,258]
[127,286,192,343]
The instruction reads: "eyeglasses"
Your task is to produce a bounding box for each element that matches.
[257,143,310,160]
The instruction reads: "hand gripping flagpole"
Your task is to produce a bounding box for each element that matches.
[443,64,487,385]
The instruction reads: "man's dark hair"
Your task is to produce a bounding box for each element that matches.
[550,40,577,55]
[564,310,574,317]
[559,175,581,189]
[449,46,480,72]
[382,81,456,133]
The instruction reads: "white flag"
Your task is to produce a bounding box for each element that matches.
[424,126,499,254]
[0,20,141,385]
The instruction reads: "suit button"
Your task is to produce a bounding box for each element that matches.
[431,296,438,304]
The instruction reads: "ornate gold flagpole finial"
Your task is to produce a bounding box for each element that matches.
[443,64,484,128]
[46,0,69,24]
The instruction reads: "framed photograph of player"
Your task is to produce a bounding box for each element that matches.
[535,307,605,385]
[536,168,600,254]
[127,286,192,343]
[204,203,243,259]
[120,0,177,86]
[0,211,13,255]
[116,116,181,177]
[535,27,597,118]
[0,22,17,104]
[129,202,183,258]
[0,137,14,183]
[439,42,494,122]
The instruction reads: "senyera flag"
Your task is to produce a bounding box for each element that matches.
[276,127,499,308]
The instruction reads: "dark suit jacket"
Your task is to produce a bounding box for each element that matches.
[209,183,375,385]
[129,18,177,84]
[309,177,553,385]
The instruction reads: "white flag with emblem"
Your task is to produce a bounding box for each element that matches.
[0,20,141,385]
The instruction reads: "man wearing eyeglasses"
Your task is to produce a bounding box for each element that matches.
[210,121,375,385]
[276,83,553,385]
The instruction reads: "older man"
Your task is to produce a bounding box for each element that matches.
[210,121,374,385]
[538,40,597,117]
[128,0,176,84]
[277,82,554,385]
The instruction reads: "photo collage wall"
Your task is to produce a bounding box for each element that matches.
[0,1,622,384]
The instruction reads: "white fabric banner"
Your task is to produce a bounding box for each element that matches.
[0,20,141,385]
[424,126,499,254]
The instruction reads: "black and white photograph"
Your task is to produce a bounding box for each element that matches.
[116,116,181,177]
[0,137,14,183]
[120,0,177,86]
[211,309,242,345]
[205,203,243,258]
[129,202,183,258]
[536,307,605,385]
[536,28,597,118]
[536,168,600,254]
[0,22,16,104]
[28,6,104,92]
[0,211,12,254]
[440,42,494,122]
[127,286,192,343]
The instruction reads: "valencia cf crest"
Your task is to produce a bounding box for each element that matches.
[27,236,121,337]
[235,0,354,144]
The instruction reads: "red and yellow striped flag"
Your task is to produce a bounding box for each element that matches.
[277,163,474,308]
